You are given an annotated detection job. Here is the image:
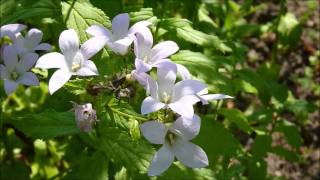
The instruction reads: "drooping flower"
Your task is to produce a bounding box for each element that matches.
[86,13,151,55]
[73,102,98,132]
[36,29,104,94]
[140,61,206,118]
[0,24,26,40]
[140,115,208,176]
[0,46,39,95]
[13,28,51,56]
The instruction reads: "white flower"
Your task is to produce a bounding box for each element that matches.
[196,88,233,105]
[140,115,208,176]
[36,29,103,94]
[0,46,39,95]
[13,28,51,56]
[141,61,206,118]
[0,24,26,39]
[73,102,98,132]
[133,27,179,74]
[86,13,151,55]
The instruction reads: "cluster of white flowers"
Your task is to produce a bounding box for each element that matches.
[0,24,51,94]
[0,13,232,176]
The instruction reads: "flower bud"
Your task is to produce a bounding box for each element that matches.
[74,103,97,132]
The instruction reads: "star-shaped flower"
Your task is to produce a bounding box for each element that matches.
[140,115,208,176]
[141,61,206,118]
[0,46,39,95]
[36,29,104,94]
[86,13,151,55]
[14,28,51,56]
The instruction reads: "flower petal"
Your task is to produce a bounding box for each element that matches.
[4,80,18,95]
[135,58,152,73]
[17,72,39,86]
[48,69,72,94]
[133,29,153,60]
[177,64,191,80]
[141,96,165,115]
[3,46,18,71]
[86,25,112,39]
[16,53,38,73]
[140,121,168,144]
[168,95,199,118]
[75,60,98,76]
[148,144,174,176]
[156,60,177,96]
[112,13,129,39]
[36,52,68,70]
[0,24,26,39]
[128,20,152,35]
[199,94,233,105]
[33,43,51,51]
[80,36,108,59]
[150,41,179,63]
[171,115,201,140]
[25,28,42,47]
[59,29,79,57]
[110,37,133,55]
[172,138,208,168]
[172,80,207,102]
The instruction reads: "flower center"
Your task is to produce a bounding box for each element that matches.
[165,132,177,146]
[10,71,19,80]
[71,52,84,72]
[162,92,171,104]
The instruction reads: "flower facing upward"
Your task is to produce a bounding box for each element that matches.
[140,115,208,176]
[86,13,151,55]
[0,46,39,95]
[14,28,51,56]
[36,29,104,94]
[140,61,206,118]
[133,27,179,74]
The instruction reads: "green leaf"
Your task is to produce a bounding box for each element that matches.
[248,158,267,180]
[162,18,231,53]
[11,110,80,139]
[100,128,155,174]
[194,116,240,167]
[271,146,299,162]
[129,8,154,23]
[0,0,60,25]
[63,152,109,180]
[61,0,111,42]
[0,161,31,180]
[219,108,252,134]
[171,50,216,77]
[251,135,272,159]
[275,120,303,149]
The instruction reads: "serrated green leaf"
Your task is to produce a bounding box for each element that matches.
[271,146,299,162]
[129,8,154,23]
[61,0,111,42]
[219,108,252,134]
[11,110,80,139]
